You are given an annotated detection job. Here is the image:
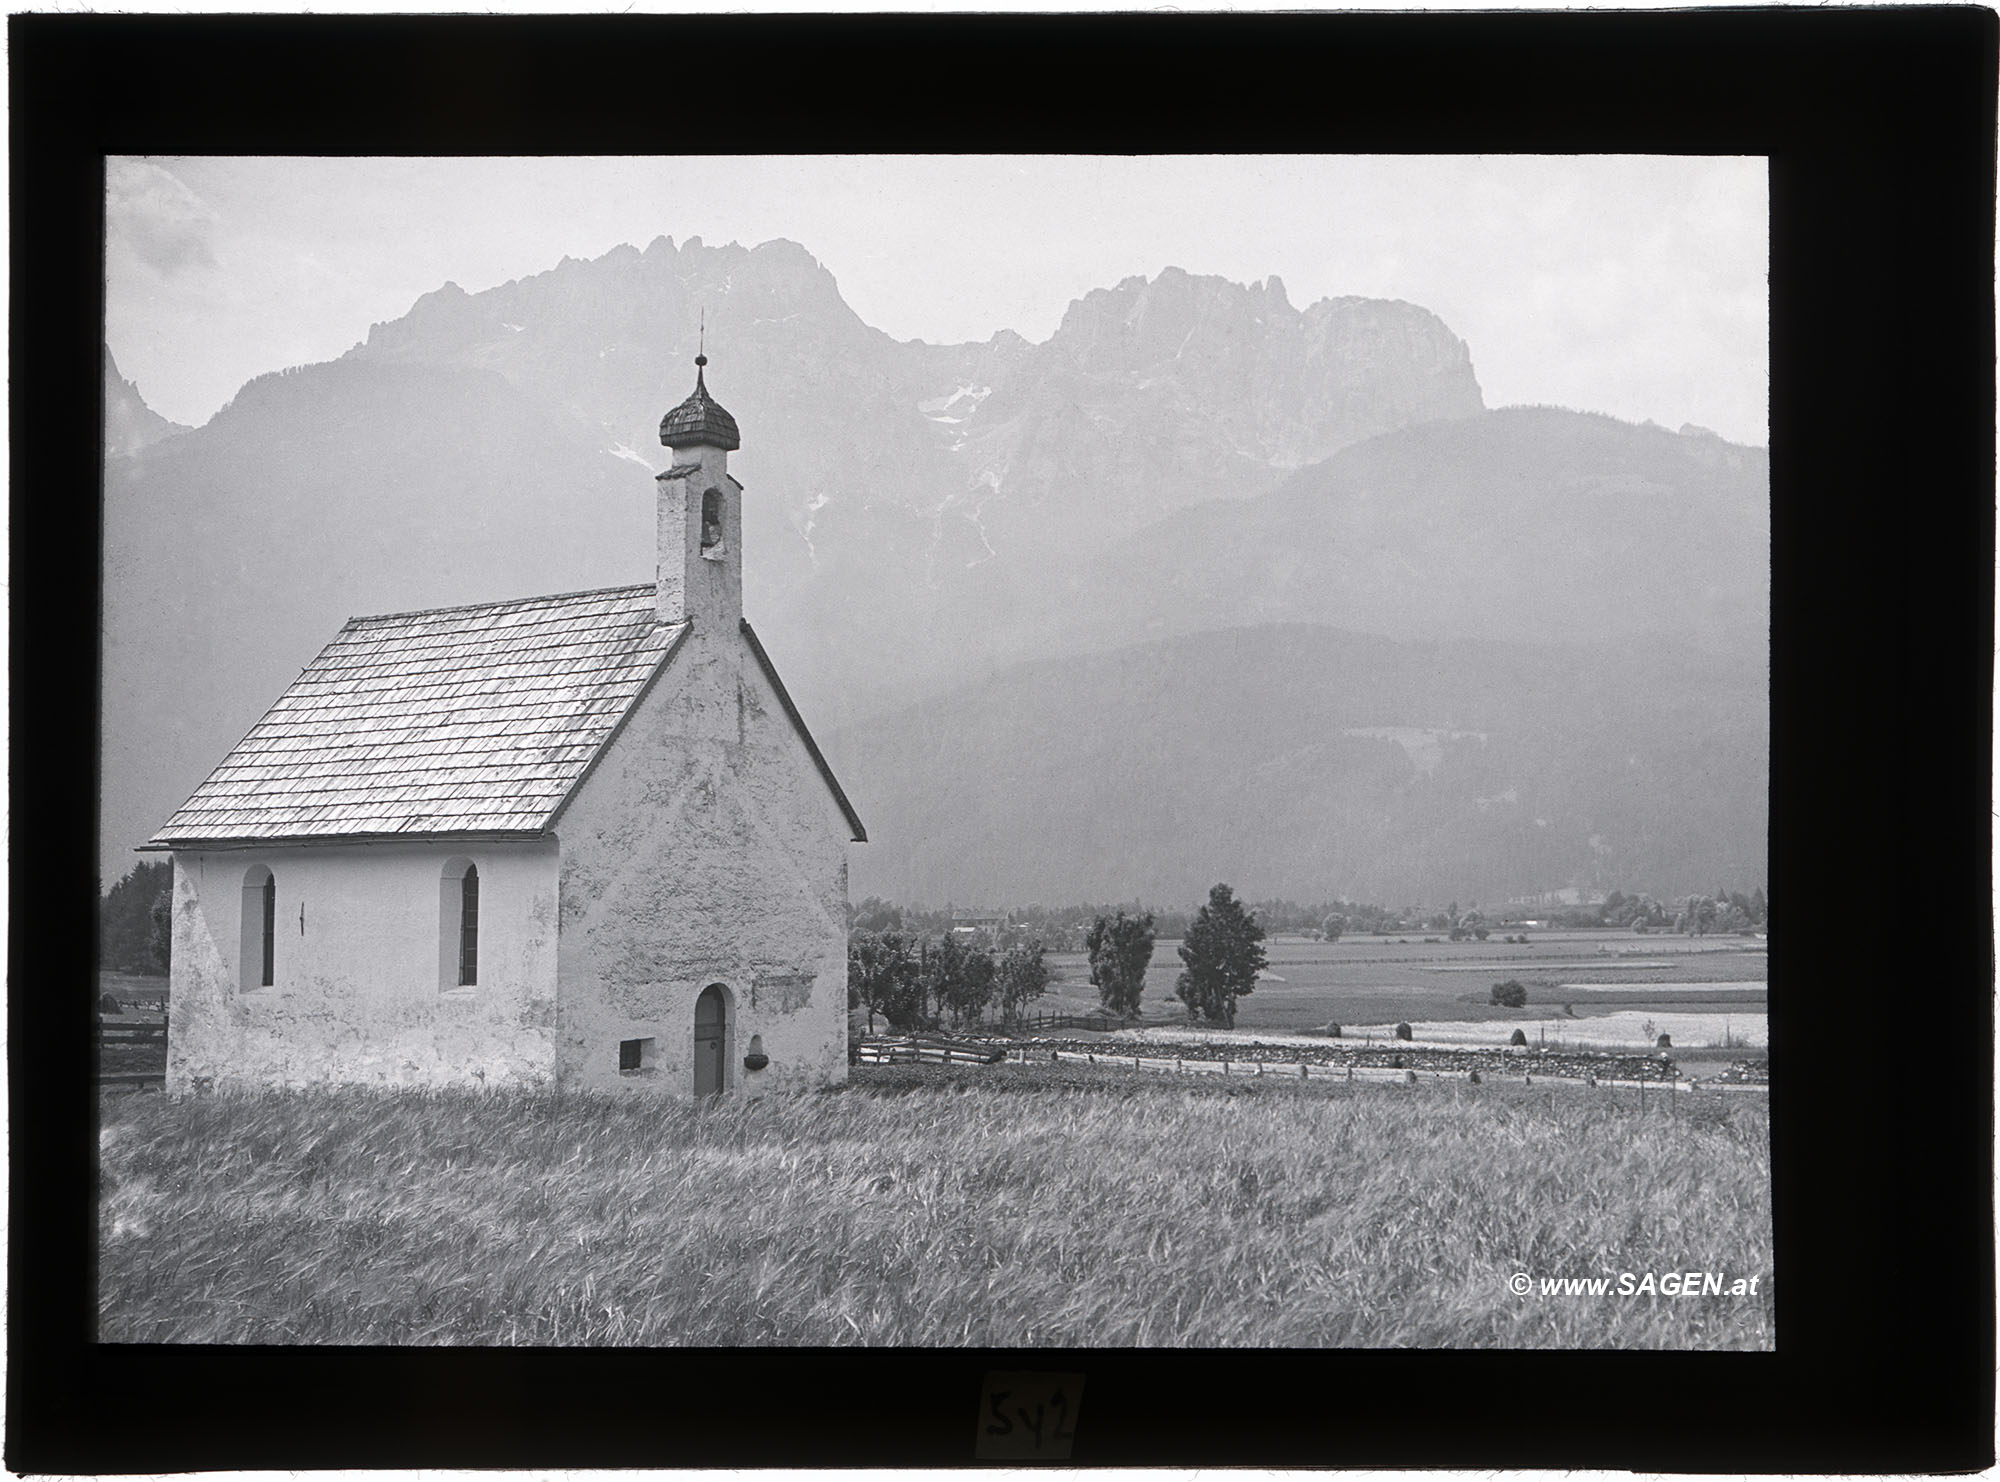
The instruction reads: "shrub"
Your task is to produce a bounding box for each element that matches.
[1489,980,1528,1008]
[98,992,124,1015]
[1509,1028,1529,1047]
[1323,1022,1342,1038]
[1394,1022,1413,1042]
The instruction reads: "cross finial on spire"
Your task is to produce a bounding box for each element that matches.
[660,321,739,452]
[697,308,706,368]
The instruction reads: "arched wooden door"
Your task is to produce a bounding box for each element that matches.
[694,985,728,1098]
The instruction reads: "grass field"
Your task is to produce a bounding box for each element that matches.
[98,1069,1772,1348]
[1039,932,1768,1049]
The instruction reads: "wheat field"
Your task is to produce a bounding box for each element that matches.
[97,1067,1772,1347]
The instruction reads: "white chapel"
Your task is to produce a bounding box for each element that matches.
[146,355,865,1096]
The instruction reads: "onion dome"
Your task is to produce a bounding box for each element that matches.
[658,354,741,451]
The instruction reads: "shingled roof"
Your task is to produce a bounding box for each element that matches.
[145,586,688,848]
[657,358,740,452]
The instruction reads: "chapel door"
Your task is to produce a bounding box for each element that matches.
[694,985,727,1098]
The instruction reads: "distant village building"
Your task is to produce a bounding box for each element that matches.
[948,910,1007,944]
[1504,887,1607,910]
[145,356,865,1096]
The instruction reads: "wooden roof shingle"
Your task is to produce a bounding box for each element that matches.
[146,585,688,848]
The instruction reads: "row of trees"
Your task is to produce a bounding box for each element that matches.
[1085,884,1270,1029]
[1664,889,1769,936]
[855,883,1768,951]
[847,931,1052,1033]
[98,861,171,976]
[1563,887,1769,933]
[852,883,1273,1033]
[852,898,1200,954]
[856,894,1398,951]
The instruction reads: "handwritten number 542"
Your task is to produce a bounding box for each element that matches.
[987,1388,1076,1450]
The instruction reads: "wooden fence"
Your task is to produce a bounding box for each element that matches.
[853,1011,1164,1043]
[872,1041,1754,1107]
[854,1038,1006,1066]
[1017,1011,1166,1034]
[1033,1047,1772,1101]
[96,1014,167,1091]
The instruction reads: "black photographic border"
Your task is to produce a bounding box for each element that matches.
[11,10,1994,1473]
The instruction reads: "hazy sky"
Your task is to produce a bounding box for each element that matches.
[107,154,1768,445]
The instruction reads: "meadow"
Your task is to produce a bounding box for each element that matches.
[1039,931,1768,1049]
[98,1068,1773,1348]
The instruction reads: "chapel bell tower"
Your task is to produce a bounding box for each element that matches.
[655,352,743,629]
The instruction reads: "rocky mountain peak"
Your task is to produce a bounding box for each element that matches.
[97,237,1761,906]
[103,347,191,455]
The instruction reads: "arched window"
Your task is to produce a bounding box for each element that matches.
[240,865,275,991]
[700,487,724,555]
[458,864,479,986]
[440,858,480,990]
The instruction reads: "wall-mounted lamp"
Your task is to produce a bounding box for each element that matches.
[743,1033,769,1072]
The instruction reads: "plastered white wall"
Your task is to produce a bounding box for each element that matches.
[165,840,561,1090]
[656,445,742,630]
[553,622,852,1096]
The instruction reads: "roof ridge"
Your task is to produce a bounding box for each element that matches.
[147,601,690,848]
[345,582,657,627]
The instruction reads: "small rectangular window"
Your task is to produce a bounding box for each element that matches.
[619,1037,653,1074]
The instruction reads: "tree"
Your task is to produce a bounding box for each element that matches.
[1174,884,1267,1027]
[995,941,1051,1023]
[148,882,173,973]
[913,932,1001,1030]
[851,896,904,934]
[944,945,997,1029]
[918,933,966,1028]
[1489,979,1527,1008]
[1086,911,1156,1019]
[848,930,922,1033]
[1320,913,1345,943]
[99,861,172,976]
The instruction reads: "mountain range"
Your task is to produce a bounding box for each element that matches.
[826,622,1766,907]
[101,235,1767,906]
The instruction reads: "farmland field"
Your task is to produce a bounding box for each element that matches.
[98,1071,1772,1348]
[1037,930,1767,1051]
